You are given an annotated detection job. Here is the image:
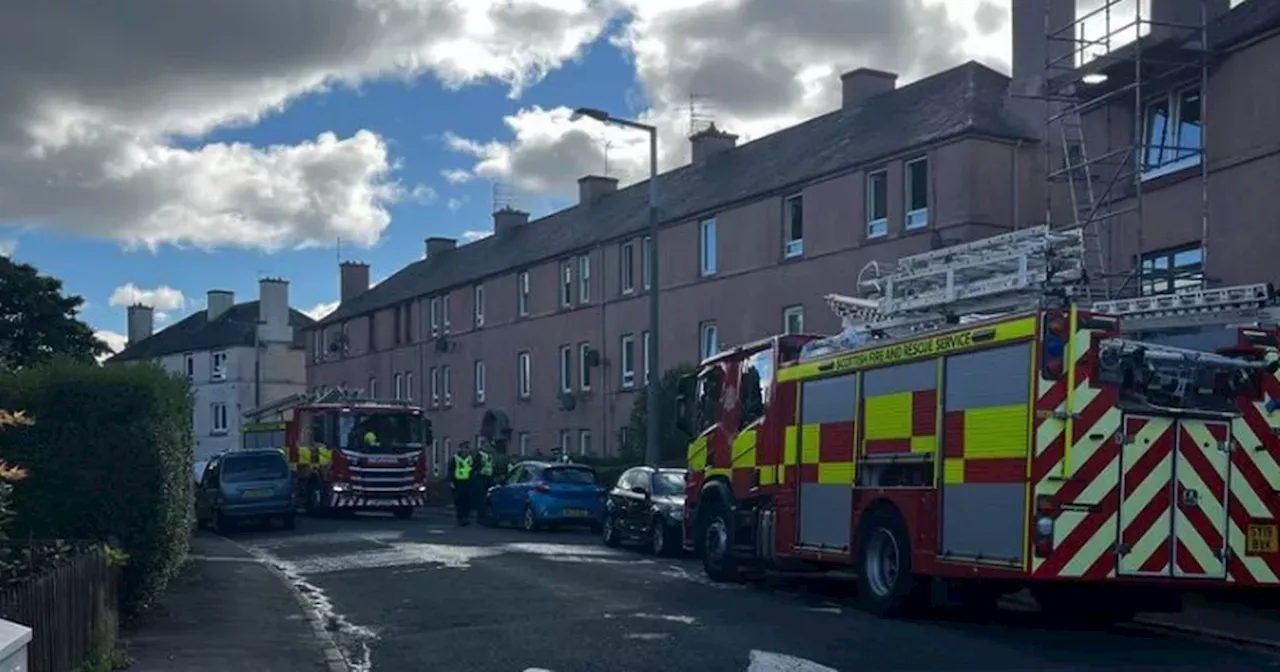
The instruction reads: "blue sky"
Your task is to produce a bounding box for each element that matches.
[0,0,1022,353]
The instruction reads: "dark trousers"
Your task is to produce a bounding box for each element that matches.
[452,481,472,523]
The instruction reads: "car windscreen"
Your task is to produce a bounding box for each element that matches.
[653,472,685,496]
[543,467,596,485]
[221,453,290,483]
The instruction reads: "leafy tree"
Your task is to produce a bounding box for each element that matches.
[623,364,696,466]
[0,256,109,372]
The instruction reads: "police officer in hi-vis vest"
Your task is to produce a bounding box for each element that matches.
[447,442,476,525]
[475,439,496,503]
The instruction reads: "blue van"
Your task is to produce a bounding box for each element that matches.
[195,449,297,532]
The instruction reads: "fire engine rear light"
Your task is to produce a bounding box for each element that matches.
[1041,312,1068,382]
[1034,494,1057,558]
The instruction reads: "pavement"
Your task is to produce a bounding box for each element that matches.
[124,535,331,672]
[210,508,1280,672]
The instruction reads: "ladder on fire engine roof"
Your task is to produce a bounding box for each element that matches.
[1091,283,1280,333]
[823,225,1088,339]
[242,386,395,420]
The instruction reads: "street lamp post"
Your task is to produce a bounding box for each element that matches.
[572,108,661,467]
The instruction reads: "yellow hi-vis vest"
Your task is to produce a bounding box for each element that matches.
[479,451,494,476]
[454,454,473,481]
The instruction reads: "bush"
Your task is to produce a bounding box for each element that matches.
[624,364,696,467]
[0,359,194,615]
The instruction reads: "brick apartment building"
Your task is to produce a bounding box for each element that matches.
[307,0,1280,469]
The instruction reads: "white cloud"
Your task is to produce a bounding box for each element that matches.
[447,197,465,213]
[461,229,494,243]
[445,0,1015,199]
[0,0,615,251]
[95,330,127,360]
[108,283,187,312]
[305,301,341,321]
[0,239,14,257]
[441,169,474,184]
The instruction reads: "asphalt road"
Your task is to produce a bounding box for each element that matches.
[228,509,1280,672]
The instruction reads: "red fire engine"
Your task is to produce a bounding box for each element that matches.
[242,387,432,518]
[677,226,1279,620]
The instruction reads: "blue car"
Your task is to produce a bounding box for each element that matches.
[196,449,297,532]
[483,461,605,532]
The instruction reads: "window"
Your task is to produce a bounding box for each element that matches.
[561,261,573,308]
[405,372,414,401]
[621,334,636,388]
[473,361,486,403]
[518,271,531,316]
[642,331,651,386]
[783,306,804,335]
[518,352,532,399]
[430,297,442,336]
[184,354,194,379]
[518,432,531,456]
[393,306,402,345]
[210,351,227,381]
[474,285,485,328]
[699,217,717,275]
[578,255,591,304]
[620,242,635,294]
[368,377,377,398]
[739,349,774,430]
[312,331,322,362]
[560,430,572,456]
[394,373,404,400]
[559,345,573,393]
[442,365,453,405]
[700,321,719,360]
[578,343,593,391]
[430,367,440,406]
[1140,244,1204,296]
[1143,86,1202,178]
[211,403,228,434]
[783,194,804,257]
[579,430,592,457]
[905,158,928,229]
[867,170,888,238]
[367,314,377,352]
[341,322,350,355]
[442,295,452,334]
[642,236,652,290]
[695,366,724,435]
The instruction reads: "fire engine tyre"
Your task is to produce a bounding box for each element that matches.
[601,513,620,547]
[855,508,926,618]
[393,507,414,520]
[699,499,742,582]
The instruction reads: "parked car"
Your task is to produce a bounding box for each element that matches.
[196,449,297,532]
[602,466,687,556]
[483,461,605,532]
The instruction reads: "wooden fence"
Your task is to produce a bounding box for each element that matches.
[0,547,119,672]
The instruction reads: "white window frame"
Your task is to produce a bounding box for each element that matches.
[699,218,717,276]
[700,322,719,360]
[442,294,451,334]
[394,373,404,400]
[442,365,453,405]
[518,352,532,399]
[368,377,377,398]
[430,297,441,337]
[430,367,440,406]
[578,343,592,391]
[642,236,652,290]
[1140,244,1205,296]
[559,345,573,394]
[518,432,531,456]
[210,351,228,381]
[474,285,485,328]
[621,242,635,295]
[560,430,572,456]
[578,254,591,304]
[518,271,531,316]
[642,331,651,386]
[1142,85,1202,180]
[405,372,414,401]
[579,430,592,457]
[561,260,573,308]
[867,170,888,238]
[783,305,804,335]
[904,157,929,230]
[211,403,228,435]
[620,334,636,389]
[783,194,804,258]
[473,360,486,404]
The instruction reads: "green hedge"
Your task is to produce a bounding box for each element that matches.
[0,359,194,616]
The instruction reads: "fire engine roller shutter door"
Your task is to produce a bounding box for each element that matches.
[796,373,856,550]
[940,342,1032,564]
[861,359,937,458]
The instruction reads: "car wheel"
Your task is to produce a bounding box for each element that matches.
[855,507,927,617]
[650,517,670,557]
[522,505,540,532]
[602,513,620,547]
[699,498,741,582]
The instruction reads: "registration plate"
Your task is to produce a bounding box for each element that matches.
[1246,523,1278,555]
[562,508,589,518]
[243,488,273,498]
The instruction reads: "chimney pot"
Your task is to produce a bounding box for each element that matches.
[339,261,370,304]
[126,304,154,346]
[840,68,897,110]
[690,123,738,165]
[577,175,619,205]
[425,237,457,258]
[258,277,290,342]
[206,290,234,321]
[493,207,530,234]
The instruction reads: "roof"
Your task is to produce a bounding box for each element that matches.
[1211,0,1280,49]
[107,301,316,363]
[317,60,1034,328]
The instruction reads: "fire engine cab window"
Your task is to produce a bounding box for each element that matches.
[739,349,774,429]
[695,367,723,434]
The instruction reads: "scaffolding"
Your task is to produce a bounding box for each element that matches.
[1039,0,1213,301]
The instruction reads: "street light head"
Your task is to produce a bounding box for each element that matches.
[571,107,610,123]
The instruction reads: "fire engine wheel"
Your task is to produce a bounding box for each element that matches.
[856,508,925,617]
[700,501,741,582]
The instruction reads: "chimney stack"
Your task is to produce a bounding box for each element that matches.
[425,237,457,258]
[577,175,619,205]
[840,68,897,110]
[126,304,154,346]
[257,277,290,343]
[493,207,530,235]
[690,124,738,165]
[339,262,370,304]
[207,290,234,321]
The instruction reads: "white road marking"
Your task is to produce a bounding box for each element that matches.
[625,632,672,640]
[747,650,839,672]
[803,607,842,615]
[632,612,699,625]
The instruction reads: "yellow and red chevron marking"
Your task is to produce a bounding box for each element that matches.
[1227,340,1280,584]
[1114,416,1176,576]
[1173,420,1233,578]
